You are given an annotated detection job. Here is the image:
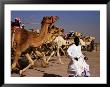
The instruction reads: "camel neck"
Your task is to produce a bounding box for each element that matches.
[39,23,49,37]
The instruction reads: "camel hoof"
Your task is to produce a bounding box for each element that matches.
[29,65,34,69]
[42,63,49,68]
[11,68,19,74]
[45,60,48,64]
[19,70,23,75]
[42,64,48,68]
[41,61,49,68]
[19,70,26,77]
[11,65,15,70]
[11,66,19,72]
[46,62,49,65]
[60,62,64,64]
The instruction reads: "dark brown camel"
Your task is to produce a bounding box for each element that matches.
[11,16,59,74]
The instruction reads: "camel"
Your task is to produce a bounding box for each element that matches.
[45,35,74,64]
[46,35,68,64]
[81,36,95,45]
[81,36,95,51]
[11,16,59,74]
[19,26,64,75]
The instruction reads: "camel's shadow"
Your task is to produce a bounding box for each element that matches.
[43,73,62,77]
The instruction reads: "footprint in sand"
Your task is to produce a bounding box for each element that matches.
[51,62,55,63]
[35,69,45,72]
[40,70,45,72]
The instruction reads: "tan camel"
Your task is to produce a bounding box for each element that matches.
[46,35,70,64]
[81,36,95,45]
[11,16,59,73]
[80,36,95,51]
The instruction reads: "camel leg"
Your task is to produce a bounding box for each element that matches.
[11,50,21,71]
[45,50,50,55]
[46,51,55,63]
[57,47,64,64]
[16,62,20,68]
[41,52,46,62]
[60,47,65,56]
[34,51,46,61]
[34,51,48,67]
[41,53,49,67]
[30,51,34,57]
[11,32,15,48]
[19,53,34,75]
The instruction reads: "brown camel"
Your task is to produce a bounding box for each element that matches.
[11,16,59,73]
[19,26,64,75]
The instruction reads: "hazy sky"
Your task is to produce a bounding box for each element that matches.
[11,11,100,43]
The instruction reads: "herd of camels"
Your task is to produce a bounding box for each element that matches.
[11,16,95,75]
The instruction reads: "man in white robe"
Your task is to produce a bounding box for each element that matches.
[67,36,90,77]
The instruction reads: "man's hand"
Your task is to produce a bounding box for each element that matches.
[84,57,88,60]
[74,57,78,61]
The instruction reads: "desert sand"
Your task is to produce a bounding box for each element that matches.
[11,50,100,77]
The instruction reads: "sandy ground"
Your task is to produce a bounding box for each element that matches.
[11,51,100,77]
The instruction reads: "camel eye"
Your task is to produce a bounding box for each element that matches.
[48,17,51,19]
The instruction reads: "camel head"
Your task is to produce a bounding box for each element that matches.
[45,26,64,44]
[82,36,95,42]
[50,26,64,36]
[74,32,82,37]
[41,16,59,24]
[89,36,95,41]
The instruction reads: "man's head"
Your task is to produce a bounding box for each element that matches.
[15,18,21,22]
[74,36,80,46]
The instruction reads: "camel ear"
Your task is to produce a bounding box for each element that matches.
[56,16,59,19]
[61,29,64,32]
[51,25,55,29]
